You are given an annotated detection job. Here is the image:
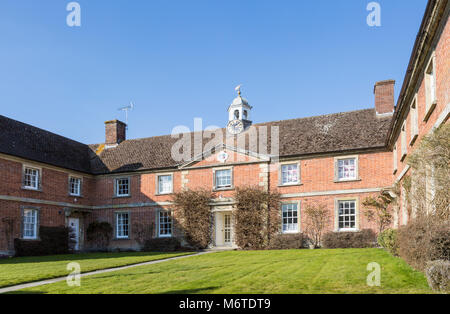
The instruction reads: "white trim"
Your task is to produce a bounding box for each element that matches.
[115,177,130,197]
[279,161,301,186]
[115,212,130,239]
[179,143,271,169]
[68,176,82,197]
[213,166,233,190]
[334,155,359,182]
[281,201,301,234]
[22,208,38,240]
[433,103,450,130]
[156,173,174,195]
[158,210,173,238]
[395,165,411,184]
[22,165,41,190]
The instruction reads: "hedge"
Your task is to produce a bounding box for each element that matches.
[143,237,181,252]
[322,229,376,249]
[14,226,73,257]
[268,233,304,250]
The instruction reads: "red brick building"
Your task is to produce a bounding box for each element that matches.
[0,0,448,254]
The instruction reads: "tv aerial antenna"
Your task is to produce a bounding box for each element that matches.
[118,102,134,129]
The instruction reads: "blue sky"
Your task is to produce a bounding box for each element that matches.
[0,0,427,144]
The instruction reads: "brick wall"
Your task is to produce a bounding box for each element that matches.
[393,13,449,225]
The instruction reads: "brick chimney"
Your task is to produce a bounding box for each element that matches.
[105,120,126,146]
[374,80,395,115]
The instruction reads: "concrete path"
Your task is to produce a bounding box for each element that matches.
[0,251,212,294]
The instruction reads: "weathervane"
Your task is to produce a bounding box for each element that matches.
[118,102,134,129]
[235,84,242,96]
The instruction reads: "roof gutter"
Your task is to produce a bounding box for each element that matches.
[386,0,447,148]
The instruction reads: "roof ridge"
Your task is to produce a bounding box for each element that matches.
[89,108,378,146]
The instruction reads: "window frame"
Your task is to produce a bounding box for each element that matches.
[401,121,407,161]
[409,94,419,146]
[334,198,359,232]
[279,162,301,186]
[281,201,300,234]
[334,156,359,182]
[158,210,173,238]
[115,211,130,239]
[22,207,39,240]
[213,167,233,190]
[393,142,398,175]
[22,166,41,191]
[114,177,130,197]
[68,176,82,197]
[156,173,173,195]
[423,52,437,122]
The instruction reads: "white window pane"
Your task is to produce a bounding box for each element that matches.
[281,164,298,184]
[158,175,172,194]
[216,170,231,188]
[159,211,172,236]
[282,203,298,233]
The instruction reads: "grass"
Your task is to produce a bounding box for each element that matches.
[0,251,193,288]
[12,248,431,294]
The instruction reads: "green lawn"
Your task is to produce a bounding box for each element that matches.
[0,251,193,288]
[13,249,431,294]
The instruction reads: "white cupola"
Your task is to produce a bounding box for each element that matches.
[228,85,253,127]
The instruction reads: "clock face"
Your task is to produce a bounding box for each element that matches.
[227,120,244,135]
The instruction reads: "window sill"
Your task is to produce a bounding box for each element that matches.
[423,100,437,122]
[282,231,301,235]
[155,192,173,196]
[113,195,131,199]
[113,237,130,241]
[213,187,234,192]
[278,183,303,188]
[69,194,83,198]
[334,178,361,183]
[158,235,173,238]
[337,229,359,233]
[22,187,42,192]
[21,238,40,241]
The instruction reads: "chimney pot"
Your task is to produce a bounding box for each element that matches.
[374,80,395,115]
[105,120,126,146]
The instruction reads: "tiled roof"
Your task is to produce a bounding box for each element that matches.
[1,109,392,175]
[89,108,392,174]
[0,115,92,173]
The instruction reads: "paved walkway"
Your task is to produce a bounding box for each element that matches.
[0,251,211,294]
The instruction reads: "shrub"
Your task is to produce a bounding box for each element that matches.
[86,221,113,250]
[143,237,181,252]
[362,193,394,234]
[398,218,449,271]
[233,187,281,250]
[14,226,72,257]
[378,228,399,256]
[172,189,213,249]
[425,260,450,292]
[304,203,330,248]
[268,233,304,250]
[132,222,154,249]
[322,229,376,249]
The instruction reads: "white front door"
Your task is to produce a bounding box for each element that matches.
[68,218,80,251]
[224,214,232,245]
[215,212,232,247]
